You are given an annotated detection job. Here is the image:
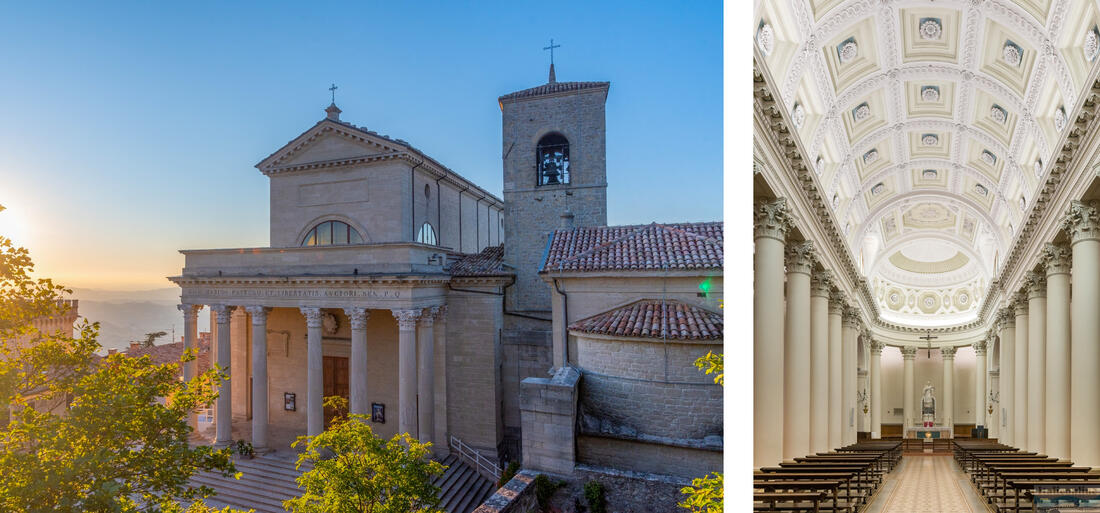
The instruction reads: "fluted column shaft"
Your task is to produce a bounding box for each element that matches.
[841,310,859,447]
[973,341,986,431]
[1067,201,1100,466]
[300,307,324,437]
[1014,297,1029,450]
[1043,244,1071,459]
[417,308,437,445]
[246,306,270,451]
[999,310,1015,447]
[902,347,916,430]
[870,341,883,439]
[393,309,421,438]
[782,242,813,460]
[1027,272,1047,454]
[211,305,233,446]
[827,292,844,450]
[942,346,956,430]
[344,308,370,417]
[179,304,200,429]
[809,271,832,453]
[754,198,790,467]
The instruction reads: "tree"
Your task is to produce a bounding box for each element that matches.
[284,413,446,513]
[0,235,245,512]
[678,351,724,513]
[137,330,169,348]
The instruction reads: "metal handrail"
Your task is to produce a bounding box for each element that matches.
[449,435,501,482]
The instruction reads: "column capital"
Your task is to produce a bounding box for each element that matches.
[753,197,794,241]
[1041,243,1072,276]
[829,288,848,312]
[1026,270,1047,299]
[870,340,885,355]
[901,346,918,359]
[1013,291,1029,315]
[299,307,323,328]
[210,304,234,324]
[343,307,370,330]
[785,241,815,275]
[431,304,448,322]
[998,307,1016,328]
[941,346,958,359]
[842,305,861,329]
[245,306,271,324]
[973,339,987,356]
[1063,200,1100,244]
[178,303,201,320]
[810,269,834,297]
[419,309,436,328]
[391,308,421,330]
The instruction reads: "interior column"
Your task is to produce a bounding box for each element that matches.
[1026,271,1047,454]
[841,308,859,447]
[942,346,956,432]
[827,291,845,450]
[753,198,790,467]
[245,306,270,452]
[902,347,916,432]
[1043,243,1071,459]
[998,308,1015,447]
[783,241,813,460]
[1066,201,1100,466]
[417,307,437,446]
[870,340,883,439]
[178,303,200,429]
[300,307,324,437]
[392,308,421,438]
[210,305,233,447]
[809,270,832,453]
[973,340,986,433]
[1014,293,1029,450]
[344,307,370,417]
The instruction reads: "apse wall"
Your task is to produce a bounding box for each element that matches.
[879,346,978,427]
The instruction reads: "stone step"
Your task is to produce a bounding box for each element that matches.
[193,469,302,500]
[191,474,292,512]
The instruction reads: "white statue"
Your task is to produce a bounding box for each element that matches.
[921,381,936,427]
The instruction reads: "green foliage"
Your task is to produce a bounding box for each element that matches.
[235,440,254,458]
[0,235,242,512]
[138,330,169,348]
[583,480,606,513]
[162,500,254,513]
[533,474,564,512]
[283,413,445,513]
[678,473,723,513]
[693,351,723,386]
[498,460,520,488]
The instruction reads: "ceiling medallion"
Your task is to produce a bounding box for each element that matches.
[922,169,938,180]
[1086,26,1100,62]
[871,182,885,195]
[919,18,943,40]
[852,102,871,122]
[792,102,805,128]
[980,150,997,166]
[1002,40,1023,66]
[975,183,989,196]
[920,85,940,102]
[862,148,879,164]
[990,104,1007,124]
[757,22,774,57]
[1034,159,1043,176]
[921,133,939,146]
[1054,105,1068,132]
[837,37,859,63]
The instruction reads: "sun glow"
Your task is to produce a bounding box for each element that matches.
[0,199,32,248]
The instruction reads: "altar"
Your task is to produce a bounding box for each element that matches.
[905,426,953,439]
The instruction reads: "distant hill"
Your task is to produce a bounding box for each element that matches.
[67,288,210,353]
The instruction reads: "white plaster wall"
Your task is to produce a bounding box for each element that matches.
[879,346,978,426]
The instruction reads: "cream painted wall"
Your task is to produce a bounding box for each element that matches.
[879,346,978,426]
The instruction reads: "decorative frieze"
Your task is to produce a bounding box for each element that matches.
[753,197,794,242]
[1041,243,1072,276]
[785,241,816,275]
[1063,200,1100,244]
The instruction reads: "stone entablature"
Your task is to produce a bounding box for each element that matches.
[177,242,447,278]
[171,276,449,311]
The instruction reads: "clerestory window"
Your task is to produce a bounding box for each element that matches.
[536,133,570,186]
[416,222,437,246]
[301,220,364,246]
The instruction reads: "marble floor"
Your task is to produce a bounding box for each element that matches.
[864,454,990,513]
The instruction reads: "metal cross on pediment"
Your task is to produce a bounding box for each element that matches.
[920,331,938,358]
[329,83,338,104]
[543,38,561,65]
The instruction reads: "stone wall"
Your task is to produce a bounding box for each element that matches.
[472,470,538,513]
[445,284,505,459]
[576,436,721,480]
[520,366,581,474]
[500,314,553,463]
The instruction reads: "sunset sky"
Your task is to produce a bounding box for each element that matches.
[0,1,722,290]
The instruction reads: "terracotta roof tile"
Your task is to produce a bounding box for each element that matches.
[569,299,723,340]
[541,222,723,273]
[498,81,610,102]
[448,245,509,276]
[124,338,212,378]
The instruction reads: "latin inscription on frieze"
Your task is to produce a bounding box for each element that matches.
[189,288,401,299]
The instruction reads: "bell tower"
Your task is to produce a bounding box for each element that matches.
[498,70,610,313]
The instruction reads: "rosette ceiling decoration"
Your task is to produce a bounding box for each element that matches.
[755,0,1100,326]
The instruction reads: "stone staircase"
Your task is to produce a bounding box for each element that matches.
[191,453,496,513]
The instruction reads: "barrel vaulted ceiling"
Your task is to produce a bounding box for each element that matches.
[755,0,1100,325]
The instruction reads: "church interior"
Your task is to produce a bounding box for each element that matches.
[753,0,1100,510]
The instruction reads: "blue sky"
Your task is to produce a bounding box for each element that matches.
[0,1,722,289]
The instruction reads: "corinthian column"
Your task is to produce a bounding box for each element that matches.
[210,304,234,447]
[783,241,813,460]
[828,290,846,450]
[754,198,791,467]
[300,307,324,437]
[1042,243,1071,459]
[870,340,883,439]
[1065,201,1100,466]
[417,307,437,446]
[841,308,859,447]
[245,306,270,451]
[178,304,201,429]
[999,308,1015,446]
[972,340,986,432]
[1026,271,1047,453]
[941,346,956,431]
[392,308,421,438]
[809,270,832,453]
[1014,294,1029,449]
[902,347,917,431]
[343,307,370,417]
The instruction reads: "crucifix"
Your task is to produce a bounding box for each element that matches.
[543,38,561,65]
[920,331,938,358]
[329,83,338,104]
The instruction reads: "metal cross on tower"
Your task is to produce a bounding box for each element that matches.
[543,38,561,65]
[329,83,338,104]
[919,331,938,358]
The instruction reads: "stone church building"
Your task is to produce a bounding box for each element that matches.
[170,67,723,483]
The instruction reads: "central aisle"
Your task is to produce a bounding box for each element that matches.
[866,454,986,513]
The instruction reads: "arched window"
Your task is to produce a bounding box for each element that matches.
[536,133,570,186]
[301,220,364,246]
[416,222,437,246]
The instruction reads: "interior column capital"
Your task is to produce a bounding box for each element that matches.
[785,241,815,275]
[870,340,885,354]
[1041,243,1072,276]
[810,269,834,297]
[901,346,918,359]
[1063,200,1100,244]
[1026,270,1047,299]
[753,197,793,242]
[941,345,957,358]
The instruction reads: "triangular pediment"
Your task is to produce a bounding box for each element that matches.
[256,119,411,172]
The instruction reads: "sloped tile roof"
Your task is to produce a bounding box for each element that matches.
[541,222,723,273]
[498,81,610,102]
[124,338,212,378]
[448,245,509,277]
[569,299,723,340]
